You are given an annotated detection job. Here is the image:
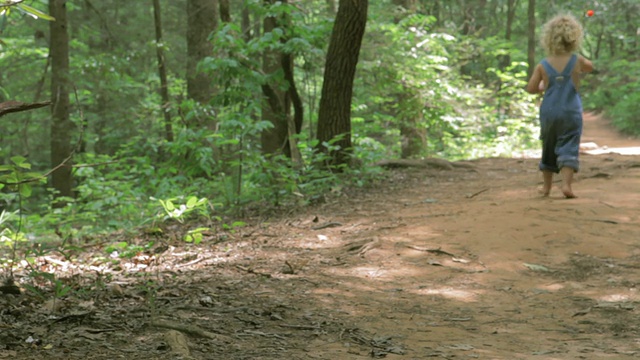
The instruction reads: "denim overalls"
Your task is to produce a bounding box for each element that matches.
[538,54,582,173]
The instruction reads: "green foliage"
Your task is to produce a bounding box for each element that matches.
[0,210,24,254]
[155,195,209,224]
[0,2,54,22]
[0,156,45,198]
[582,59,640,135]
[105,241,152,259]
[355,13,539,161]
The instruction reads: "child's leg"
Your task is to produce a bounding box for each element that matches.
[541,170,553,196]
[560,167,576,198]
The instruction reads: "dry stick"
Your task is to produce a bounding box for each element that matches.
[176,256,206,268]
[279,324,321,330]
[311,222,342,230]
[466,188,489,198]
[405,245,456,257]
[599,201,617,209]
[235,265,272,278]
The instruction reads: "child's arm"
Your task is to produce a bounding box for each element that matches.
[579,56,594,74]
[526,64,545,94]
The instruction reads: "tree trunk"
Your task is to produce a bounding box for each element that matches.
[186,0,218,106]
[499,0,517,69]
[426,0,442,27]
[241,3,252,41]
[261,0,289,155]
[49,0,74,203]
[152,0,174,142]
[526,0,536,78]
[505,0,517,41]
[316,0,368,168]
[219,0,231,23]
[258,0,302,165]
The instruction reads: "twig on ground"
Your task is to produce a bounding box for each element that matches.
[278,324,322,330]
[466,188,489,198]
[312,222,342,230]
[236,265,272,278]
[405,245,456,257]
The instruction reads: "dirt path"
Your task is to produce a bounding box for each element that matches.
[279,112,640,359]
[3,113,639,360]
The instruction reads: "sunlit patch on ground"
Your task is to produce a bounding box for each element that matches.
[412,286,482,302]
[583,146,640,155]
[535,282,565,292]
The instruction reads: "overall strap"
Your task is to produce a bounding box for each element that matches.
[561,54,578,76]
[540,54,578,77]
[540,59,557,76]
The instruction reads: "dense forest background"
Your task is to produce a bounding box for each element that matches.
[0,0,638,253]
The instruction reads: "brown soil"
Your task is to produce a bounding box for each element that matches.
[2,113,640,359]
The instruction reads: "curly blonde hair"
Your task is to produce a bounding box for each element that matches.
[540,14,583,55]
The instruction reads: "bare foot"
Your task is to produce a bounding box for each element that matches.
[541,170,553,197]
[561,184,576,198]
[559,167,576,199]
[539,187,551,197]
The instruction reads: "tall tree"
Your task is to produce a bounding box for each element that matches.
[49,0,74,202]
[260,0,303,165]
[186,0,218,107]
[261,0,289,155]
[152,0,174,142]
[526,0,536,78]
[241,3,252,41]
[219,0,231,23]
[499,0,518,69]
[316,0,368,167]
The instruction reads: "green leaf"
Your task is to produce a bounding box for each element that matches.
[186,196,198,208]
[10,156,27,167]
[19,184,32,198]
[17,4,55,21]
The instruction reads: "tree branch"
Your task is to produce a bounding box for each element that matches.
[0,100,51,117]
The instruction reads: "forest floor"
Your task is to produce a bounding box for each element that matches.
[2,112,640,360]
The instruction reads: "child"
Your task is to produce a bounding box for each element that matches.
[526,14,594,198]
